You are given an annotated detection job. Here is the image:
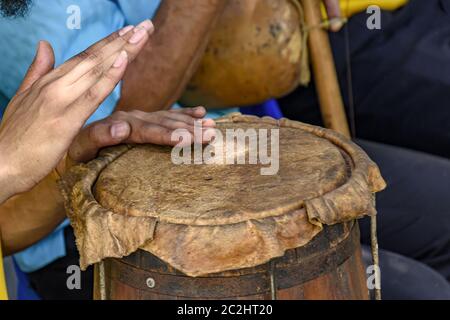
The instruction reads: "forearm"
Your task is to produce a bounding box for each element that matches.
[0,168,11,205]
[0,153,18,205]
[116,0,227,112]
[0,169,66,256]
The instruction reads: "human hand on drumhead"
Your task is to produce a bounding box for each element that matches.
[67,107,216,163]
[324,0,343,32]
[0,20,154,200]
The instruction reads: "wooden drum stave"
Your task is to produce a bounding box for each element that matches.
[97,222,368,300]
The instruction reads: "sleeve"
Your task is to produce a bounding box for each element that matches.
[0,0,125,123]
[0,0,126,273]
[116,0,162,25]
[0,91,9,119]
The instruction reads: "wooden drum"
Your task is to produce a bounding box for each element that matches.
[60,114,386,300]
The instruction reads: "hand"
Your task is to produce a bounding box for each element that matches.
[67,107,216,164]
[324,0,343,32]
[0,20,154,202]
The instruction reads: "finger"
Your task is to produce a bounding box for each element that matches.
[127,120,193,146]
[61,29,133,85]
[157,117,200,133]
[51,30,126,82]
[96,114,179,145]
[121,20,153,63]
[159,111,207,128]
[117,115,207,146]
[169,106,207,118]
[135,121,215,146]
[17,41,55,94]
[68,119,131,162]
[169,107,216,127]
[65,24,152,97]
[132,109,216,129]
[128,112,215,136]
[32,29,130,89]
[64,51,129,125]
[324,0,343,32]
[57,23,132,75]
[68,22,153,98]
[65,48,126,101]
[162,113,216,131]
[201,118,216,127]
[61,19,153,85]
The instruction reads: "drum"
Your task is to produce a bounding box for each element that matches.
[180,0,307,108]
[60,114,386,300]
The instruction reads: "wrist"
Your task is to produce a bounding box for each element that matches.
[55,152,77,177]
[0,152,17,203]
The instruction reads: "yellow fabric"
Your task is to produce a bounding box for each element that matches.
[322,0,409,18]
[0,237,8,300]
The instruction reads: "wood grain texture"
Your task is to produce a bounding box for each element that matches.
[301,0,351,137]
[102,224,369,300]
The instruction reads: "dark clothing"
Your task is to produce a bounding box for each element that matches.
[279,0,450,158]
[278,0,450,292]
[27,227,93,300]
[358,140,450,282]
[361,246,450,300]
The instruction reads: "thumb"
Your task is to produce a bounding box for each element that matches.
[17,40,55,94]
[68,120,131,163]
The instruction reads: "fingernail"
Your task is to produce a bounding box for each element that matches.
[36,40,43,53]
[202,119,216,127]
[33,41,43,62]
[136,19,154,33]
[110,122,130,139]
[129,27,147,44]
[113,50,128,68]
[119,25,134,36]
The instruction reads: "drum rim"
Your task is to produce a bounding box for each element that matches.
[76,114,383,227]
[93,121,350,226]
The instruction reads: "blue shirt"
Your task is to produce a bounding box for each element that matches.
[0,0,236,273]
[0,0,161,272]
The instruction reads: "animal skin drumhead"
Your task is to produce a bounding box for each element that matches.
[60,114,386,275]
[94,123,346,226]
